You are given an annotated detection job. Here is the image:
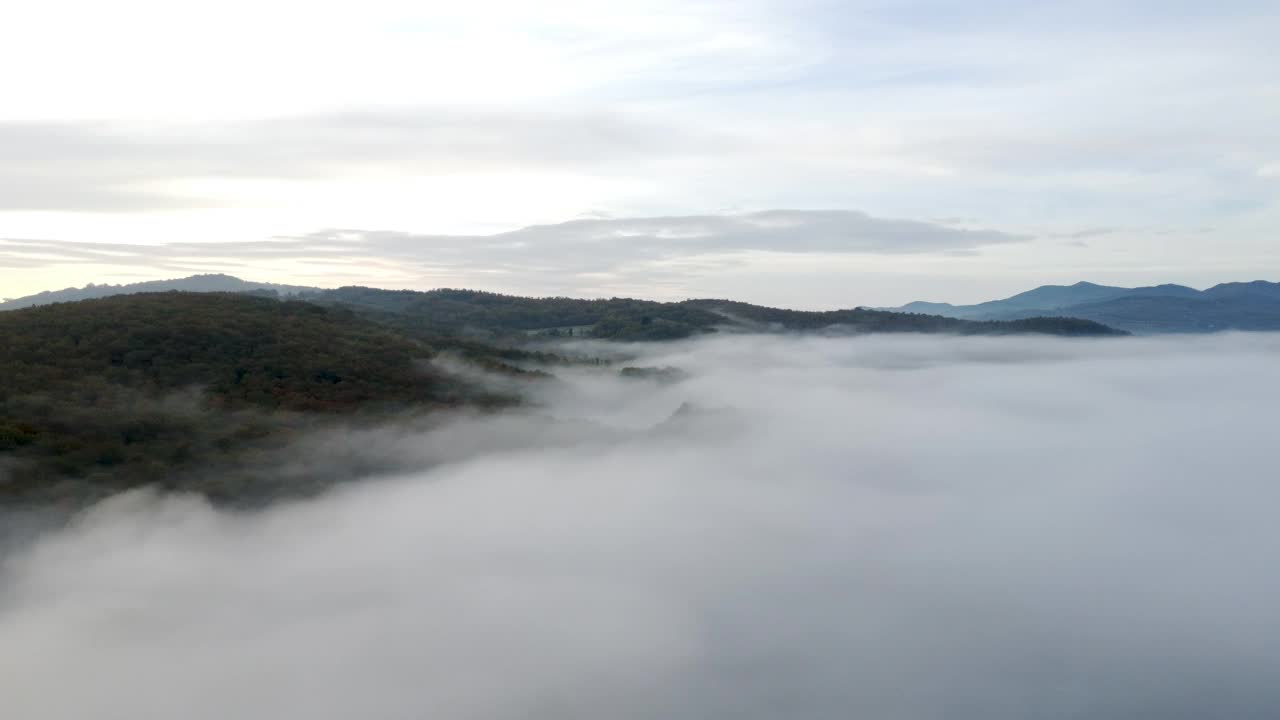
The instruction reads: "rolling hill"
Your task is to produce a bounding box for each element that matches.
[0,292,545,506]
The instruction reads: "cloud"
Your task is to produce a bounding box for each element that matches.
[0,112,737,212]
[3,0,1278,301]
[1049,227,1119,240]
[0,210,1026,291]
[1,1,1277,228]
[3,332,1280,718]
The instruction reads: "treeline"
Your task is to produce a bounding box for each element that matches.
[308,287,725,340]
[311,287,1125,341]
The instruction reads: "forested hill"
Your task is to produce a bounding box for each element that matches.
[312,287,1126,340]
[0,293,544,506]
[311,287,726,341]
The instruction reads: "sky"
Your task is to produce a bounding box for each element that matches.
[1,0,1277,307]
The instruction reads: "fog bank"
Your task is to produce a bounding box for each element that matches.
[3,333,1280,719]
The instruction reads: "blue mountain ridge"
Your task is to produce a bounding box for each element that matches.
[890,280,1280,333]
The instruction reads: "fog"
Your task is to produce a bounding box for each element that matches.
[3,333,1280,719]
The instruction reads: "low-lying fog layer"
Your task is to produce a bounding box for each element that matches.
[4,333,1280,719]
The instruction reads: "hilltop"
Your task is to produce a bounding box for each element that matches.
[0,273,319,310]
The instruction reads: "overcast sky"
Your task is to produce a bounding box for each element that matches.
[2,0,1277,306]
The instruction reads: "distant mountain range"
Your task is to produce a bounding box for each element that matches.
[889,280,1280,334]
[0,274,1122,339]
[9,273,1280,335]
[0,274,318,310]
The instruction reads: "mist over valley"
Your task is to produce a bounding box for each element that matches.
[3,329,1279,718]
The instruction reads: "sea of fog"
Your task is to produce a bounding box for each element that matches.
[3,332,1280,719]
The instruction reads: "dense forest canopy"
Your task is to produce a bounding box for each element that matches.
[0,293,545,506]
[308,287,727,340]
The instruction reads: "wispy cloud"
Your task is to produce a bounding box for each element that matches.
[1049,227,1119,240]
[1,0,1278,298]
[0,112,738,212]
[0,210,1026,292]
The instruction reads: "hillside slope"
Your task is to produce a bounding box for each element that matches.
[0,293,537,506]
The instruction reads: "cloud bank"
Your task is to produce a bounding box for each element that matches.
[0,210,1025,291]
[3,332,1280,719]
[0,112,735,212]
